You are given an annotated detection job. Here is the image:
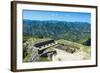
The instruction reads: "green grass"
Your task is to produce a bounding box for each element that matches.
[37,57,51,62]
[57,39,90,54]
[23,36,91,62]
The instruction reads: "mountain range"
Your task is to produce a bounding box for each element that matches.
[23,20,91,45]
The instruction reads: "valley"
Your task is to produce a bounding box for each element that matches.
[23,20,91,62]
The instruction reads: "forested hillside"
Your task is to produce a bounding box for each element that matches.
[23,20,91,45]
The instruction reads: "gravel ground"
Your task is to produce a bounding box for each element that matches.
[52,48,90,61]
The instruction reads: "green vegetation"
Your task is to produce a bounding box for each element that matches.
[23,20,91,62]
[23,37,91,62]
[23,20,91,45]
[37,57,51,62]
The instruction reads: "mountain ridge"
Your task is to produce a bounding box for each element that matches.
[23,19,91,44]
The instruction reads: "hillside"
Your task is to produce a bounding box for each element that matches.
[23,20,91,45]
[23,38,91,62]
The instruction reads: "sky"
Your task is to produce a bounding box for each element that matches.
[23,10,91,23]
